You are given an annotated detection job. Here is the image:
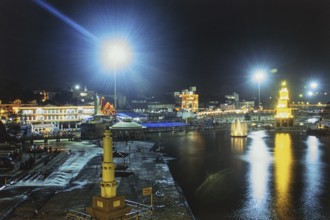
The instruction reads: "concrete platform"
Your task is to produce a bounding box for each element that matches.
[114,141,195,219]
[3,141,195,220]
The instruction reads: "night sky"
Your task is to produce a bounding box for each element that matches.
[1,0,330,102]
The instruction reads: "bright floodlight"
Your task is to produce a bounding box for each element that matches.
[310,82,318,89]
[101,38,132,69]
[307,91,313,96]
[253,69,266,111]
[253,70,265,82]
[75,85,80,90]
[100,38,132,110]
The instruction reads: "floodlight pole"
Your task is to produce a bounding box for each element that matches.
[257,80,261,122]
[258,81,261,110]
[105,39,131,111]
[114,67,117,110]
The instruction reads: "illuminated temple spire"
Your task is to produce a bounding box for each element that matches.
[275,81,294,127]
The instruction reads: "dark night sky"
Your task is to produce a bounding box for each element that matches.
[1,0,330,102]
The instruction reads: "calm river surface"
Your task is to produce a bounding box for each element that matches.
[148,130,330,220]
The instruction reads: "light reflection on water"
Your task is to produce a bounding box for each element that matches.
[147,130,330,219]
[239,130,272,219]
[303,136,323,219]
[274,133,293,219]
[230,137,246,154]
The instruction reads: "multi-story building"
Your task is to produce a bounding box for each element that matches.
[174,86,199,113]
[0,99,37,122]
[225,92,239,109]
[147,102,175,113]
[72,86,96,105]
[238,100,255,111]
[128,96,147,112]
[207,100,220,110]
[220,103,235,111]
[0,99,95,133]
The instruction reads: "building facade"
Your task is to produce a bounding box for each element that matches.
[174,86,199,113]
[225,92,239,109]
[11,104,94,133]
[238,101,255,111]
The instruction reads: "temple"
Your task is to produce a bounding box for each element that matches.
[274,81,294,127]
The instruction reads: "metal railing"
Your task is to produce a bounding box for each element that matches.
[125,199,153,219]
[66,205,92,220]
[66,200,153,220]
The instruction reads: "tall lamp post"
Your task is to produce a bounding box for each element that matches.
[103,39,131,109]
[253,70,265,110]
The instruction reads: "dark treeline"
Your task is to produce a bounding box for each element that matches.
[0,79,41,103]
[0,79,75,105]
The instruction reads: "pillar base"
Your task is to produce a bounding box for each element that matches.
[86,195,131,220]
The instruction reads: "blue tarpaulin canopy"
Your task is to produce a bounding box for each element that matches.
[141,122,188,128]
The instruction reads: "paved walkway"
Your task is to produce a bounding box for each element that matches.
[114,141,194,219]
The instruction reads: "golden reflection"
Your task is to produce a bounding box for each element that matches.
[274,133,293,219]
[185,132,206,155]
[231,137,246,154]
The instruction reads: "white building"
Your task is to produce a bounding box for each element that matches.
[12,105,94,133]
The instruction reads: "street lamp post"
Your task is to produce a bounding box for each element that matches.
[114,66,117,109]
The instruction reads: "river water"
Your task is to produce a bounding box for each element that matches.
[148,130,330,220]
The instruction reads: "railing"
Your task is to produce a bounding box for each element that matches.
[66,205,92,220]
[125,199,153,219]
[66,200,153,220]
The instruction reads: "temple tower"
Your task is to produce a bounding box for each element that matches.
[275,81,294,127]
[86,126,131,219]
